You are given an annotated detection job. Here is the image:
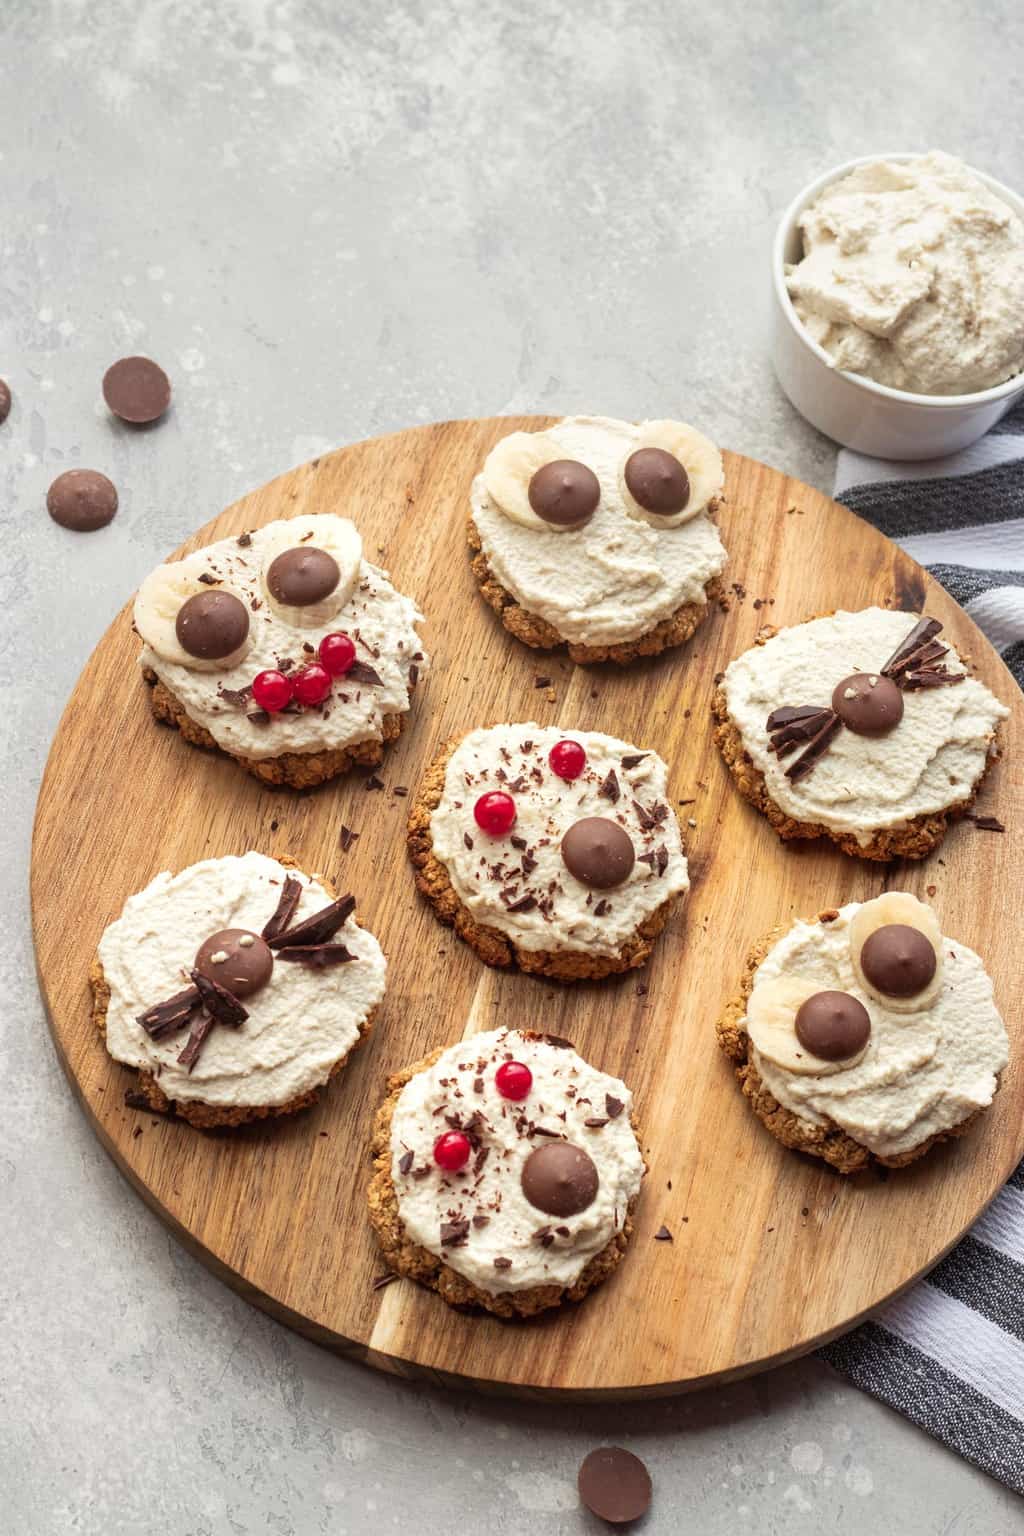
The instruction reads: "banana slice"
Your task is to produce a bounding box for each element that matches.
[481,429,591,532]
[134,563,252,672]
[746,975,869,1076]
[619,420,724,528]
[260,514,362,628]
[849,893,943,1013]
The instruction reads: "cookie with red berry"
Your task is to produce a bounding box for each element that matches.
[133,513,427,787]
[91,851,386,1127]
[367,1028,645,1316]
[469,415,727,664]
[407,724,689,980]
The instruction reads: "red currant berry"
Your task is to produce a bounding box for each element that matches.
[433,1130,472,1171]
[292,663,332,706]
[473,790,517,836]
[549,738,586,780]
[495,1061,533,1101]
[318,631,356,677]
[251,669,294,713]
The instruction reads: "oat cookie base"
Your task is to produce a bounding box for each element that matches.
[467,513,724,665]
[711,684,997,862]
[144,668,410,789]
[367,1043,640,1318]
[715,920,984,1173]
[90,860,375,1129]
[407,738,679,980]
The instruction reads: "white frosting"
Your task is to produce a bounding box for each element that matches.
[472,416,727,645]
[98,852,386,1107]
[722,608,1007,844]
[138,515,427,761]
[429,724,689,955]
[747,903,1008,1158]
[787,152,1024,395]
[389,1028,644,1293]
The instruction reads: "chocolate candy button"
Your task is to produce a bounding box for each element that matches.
[528,459,600,528]
[860,923,937,998]
[267,546,340,606]
[831,672,904,735]
[194,928,274,998]
[578,1447,652,1525]
[795,990,871,1061]
[521,1142,599,1216]
[624,446,690,514]
[175,589,250,660]
[561,817,635,889]
[102,356,171,424]
[46,469,118,531]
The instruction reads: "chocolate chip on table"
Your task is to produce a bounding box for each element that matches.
[578,1446,652,1524]
[0,378,11,423]
[102,355,171,424]
[46,469,118,531]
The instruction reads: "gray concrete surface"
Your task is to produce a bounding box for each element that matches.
[2,1,1022,1531]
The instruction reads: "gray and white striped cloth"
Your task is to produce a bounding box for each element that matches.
[817,404,1024,1495]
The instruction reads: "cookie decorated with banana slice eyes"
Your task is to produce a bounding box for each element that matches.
[717,895,1008,1173]
[133,513,427,788]
[469,415,728,665]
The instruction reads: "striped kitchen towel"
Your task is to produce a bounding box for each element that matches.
[818,406,1024,1495]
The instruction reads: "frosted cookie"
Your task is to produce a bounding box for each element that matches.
[367,1028,645,1316]
[91,851,386,1128]
[134,513,427,787]
[713,609,1007,860]
[408,724,689,979]
[469,415,728,664]
[716,894,1009,1172]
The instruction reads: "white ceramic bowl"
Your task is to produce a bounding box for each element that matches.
[771,152,1024,460]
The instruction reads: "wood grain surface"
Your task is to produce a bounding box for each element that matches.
[30,417,1024,1398]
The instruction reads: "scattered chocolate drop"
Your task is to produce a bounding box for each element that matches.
[561,816,635,889]
[194,928,273,999]
[46,469,119,531]
[860,923,937,998]
[795,990,871,1062]
[102,355,171,424]
[624,446,690,515]
[521,1141,599,1216]
[0,378,11,424]
[578,1446,652,1525]
[527,459,600,528]
[175,589,250,660]
[831,672,904,735]
[267,546,340,606]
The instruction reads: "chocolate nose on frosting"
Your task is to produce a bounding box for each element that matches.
[860,923,937,997]
[267,546,341,606]
[624,446,690,514]
[194,928,274,998]
[831,671,904,735]
[175,589,250,660]
[527,459,600,527]
[521,1142,599,1216]
[561,816,636,889]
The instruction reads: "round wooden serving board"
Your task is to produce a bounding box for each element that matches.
[32,418,1024,1398]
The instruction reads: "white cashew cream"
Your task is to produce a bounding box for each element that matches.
[98,852,386,1107]
[389,1029,645,1293]
[472,416,727,645]
[429,724,689,956]
[786,152,1024,395]
[722,608,1007,844]
[747,903,1008,1159]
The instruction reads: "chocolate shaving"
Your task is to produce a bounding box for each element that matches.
[246,709,271,726]
[124,1089,170,1115]
[506,894,537,913]
[493,1257,512,1270]
[177,1009,214,1071]
[463,832,474,850]
[605,1095,623,1118]
[530,1124,560,1138]
[137,985,202,1039]
[275,943,355,968]
[347,660,383,686]
[785,710,842,783]
[510,834,527,850]
[440,1220,470,1248]
[218,686,251,708]
[190,969,249,1028]
[544,1034,574,1050]
[197,571,218,585]
[593,899,610,916]
[398,1150,414,1176]
[621,753,647,769]
[474,1146,490,1175]
[584,1117,609,1128]
[880,616,943,679]
[371,1271,399,1291]
[393,785,409,797]
[268,893,355,950]
[599,769,620,803]
[472,1214,490,1228]
[969,813,1006,832]
[654,1225,673,1242]
[236,531,252,547]
[632,798,668,831]
[339,825,360,853]
[533,675,551,688]
[365,774,385,791]
[901,667,965,690]
[262,875,303,941]
[408,663,419,686]
[767,705,833,754]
